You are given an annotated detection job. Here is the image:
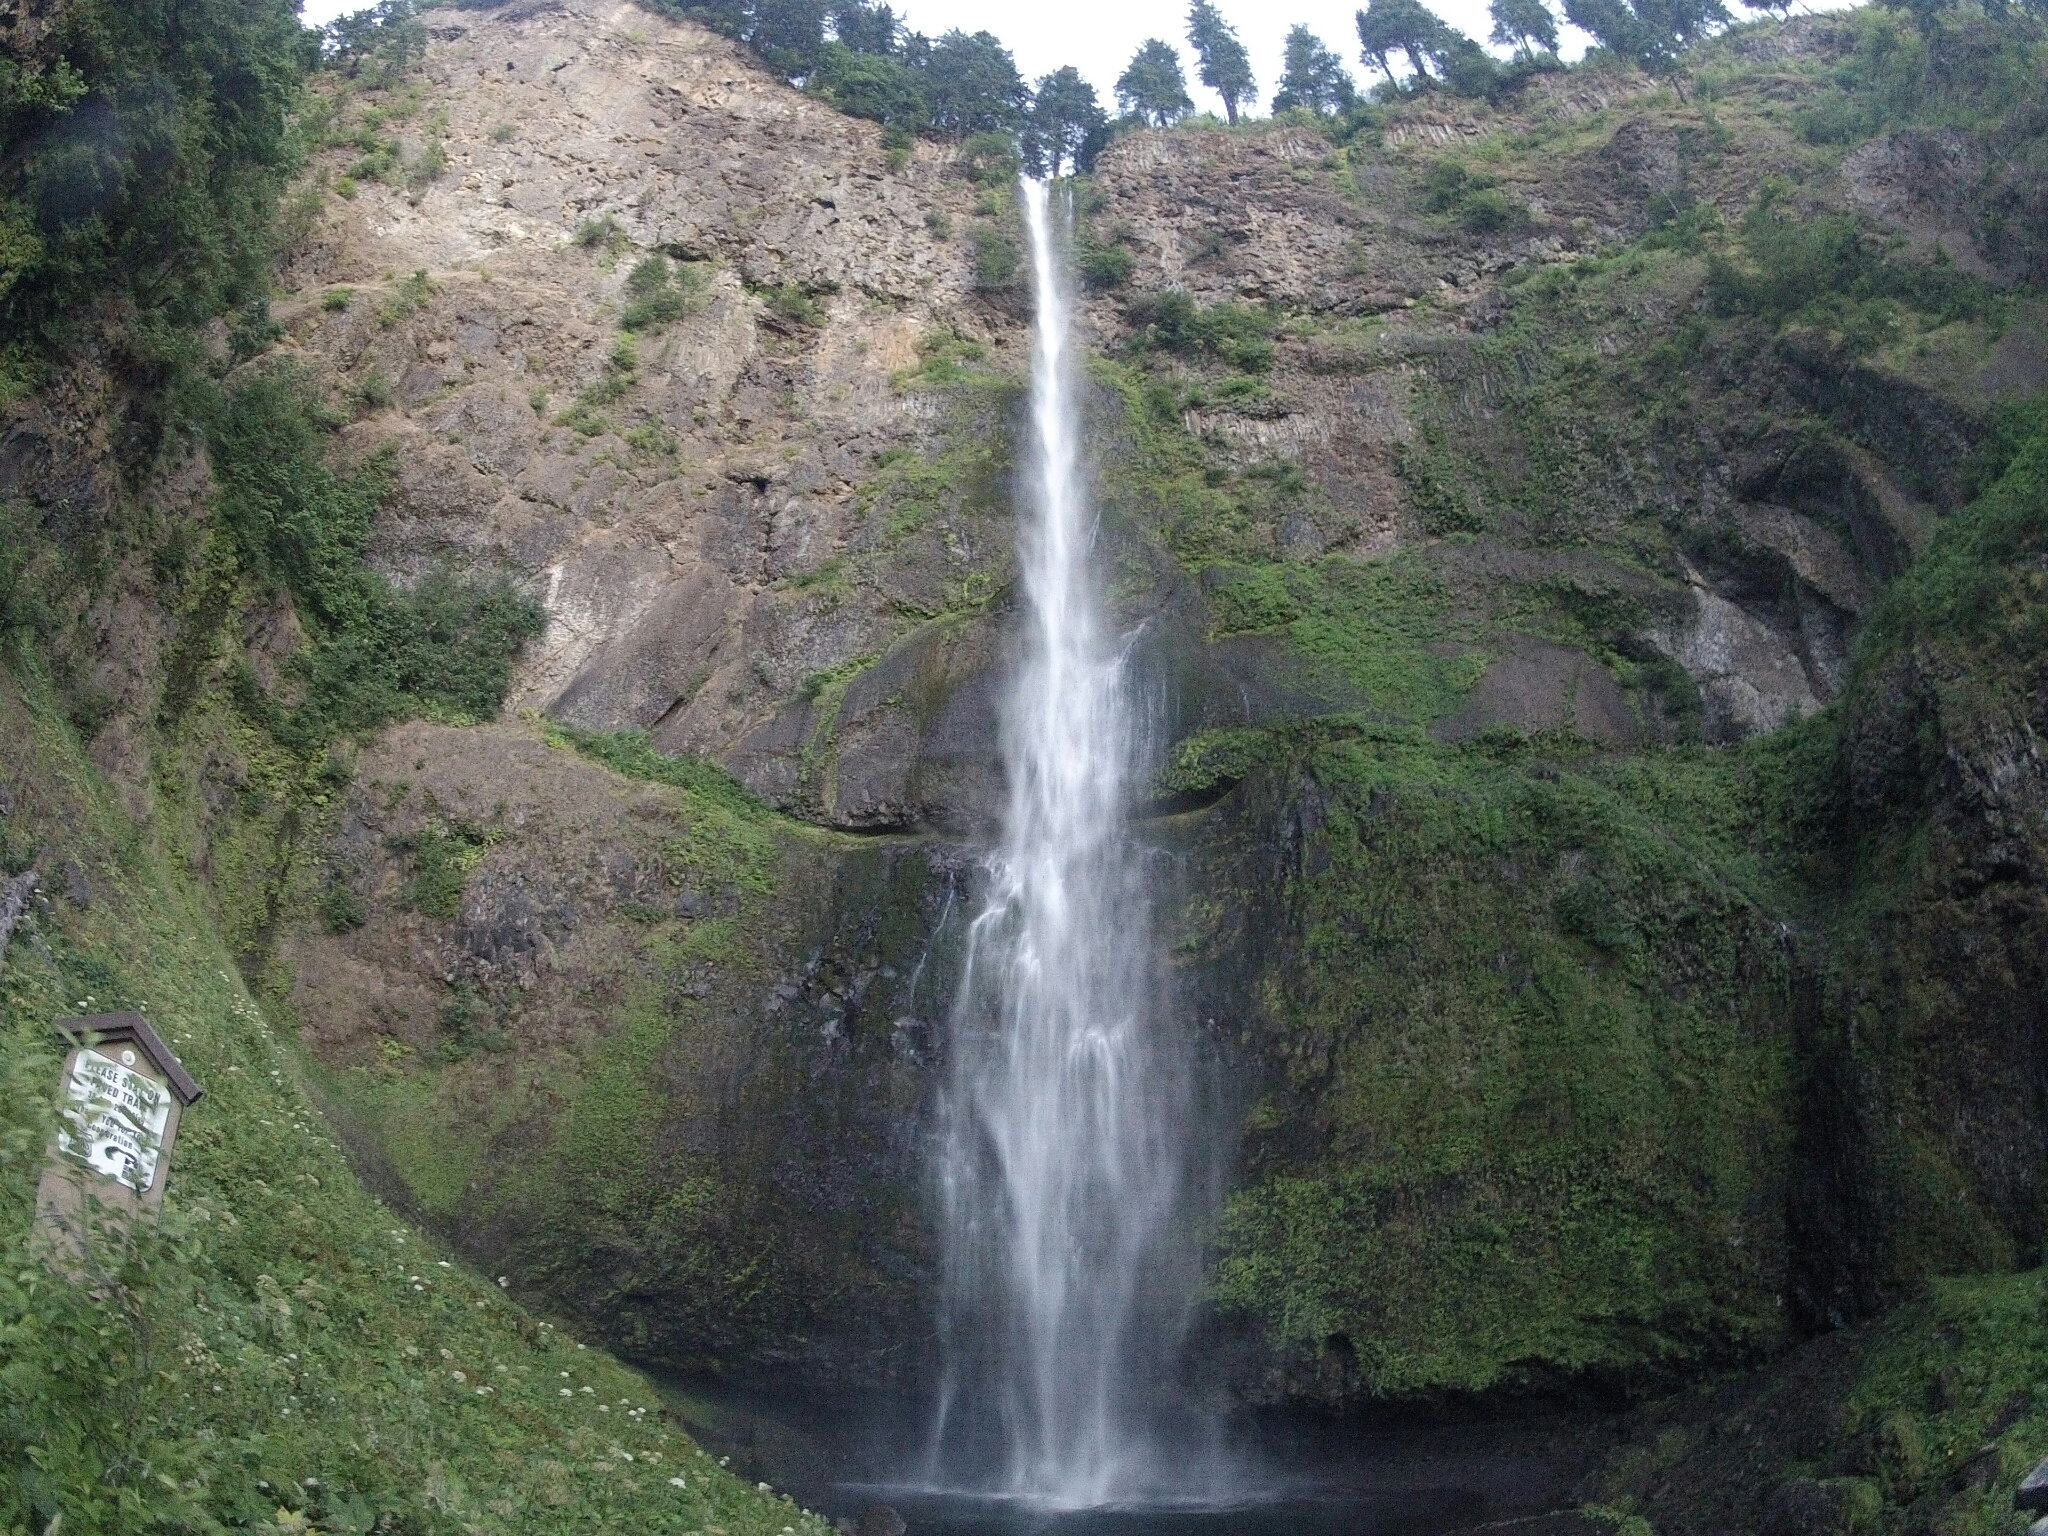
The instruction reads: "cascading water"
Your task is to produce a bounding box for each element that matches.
[930,179,1194,1506]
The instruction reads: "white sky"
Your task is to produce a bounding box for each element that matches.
[298,0,1605,117]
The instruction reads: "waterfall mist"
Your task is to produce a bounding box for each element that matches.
[928,179,1204,1506]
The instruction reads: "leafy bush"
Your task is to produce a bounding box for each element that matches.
[619,254,701,331]
[572,213,628,250]
[1419,161,1529,233]
[970,226,1020,288]
[1123,291,1277,372]
[1078,242,1135,289]
[759,281,826,326]
[1706,202,2004,347]
[209,364,546,747]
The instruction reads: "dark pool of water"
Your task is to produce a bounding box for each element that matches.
[658,1376,1610,1536]
[824,1485,1528,1536]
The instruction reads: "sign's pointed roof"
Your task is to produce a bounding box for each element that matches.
[54,1013,204,1106]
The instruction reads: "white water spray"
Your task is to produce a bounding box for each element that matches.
[931,179,1191,1505]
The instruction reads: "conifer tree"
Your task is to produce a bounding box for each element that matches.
[1028,67,1108,176]
[1116,39,1196,126]
[1272,24,1357,114]
[1488,0,1560,56]
[1186,0,1256,123]
[1356,0,1454,81]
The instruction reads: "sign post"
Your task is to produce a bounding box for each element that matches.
[34,1013,204,1264]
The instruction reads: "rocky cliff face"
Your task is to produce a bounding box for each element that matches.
[5,0,2044,1422]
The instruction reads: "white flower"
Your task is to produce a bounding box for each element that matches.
[560,1388,573,1397]
[668,1477,687,1489]
[497,1276,509,1288]
[451,1370,466,1383]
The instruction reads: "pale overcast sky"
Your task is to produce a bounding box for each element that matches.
[298,0,1611,117]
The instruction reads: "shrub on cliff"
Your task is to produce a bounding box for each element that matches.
[208,364,546,748]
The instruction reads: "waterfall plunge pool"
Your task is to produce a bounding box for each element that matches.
[657,1372,1615,1536]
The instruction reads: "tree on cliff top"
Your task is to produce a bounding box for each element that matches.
[1356,0,1456,81]
[1187,0,1257,122]
[1273,25,1358,114]
[827,0,901,53]
[1561,0,1731,75]
[1117,39,1196,126]
[1489,0,1561,56]
[919,29,1032,134]
[1028,67,1109,176]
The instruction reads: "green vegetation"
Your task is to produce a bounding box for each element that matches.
[970,226,1020,289]
[1706,198,2006,352]
[1123,291,1277,372]
[619,254,702,331]
[1418,160,1529,233]
[376,268,435,326]
[543,725,768,819]
[0,0,303,397]
[1591,1266,2048,1536]
[395,820,498,919]
[0,680,826,1536]
[1210,732,1789,1394]
[208,364,547,751]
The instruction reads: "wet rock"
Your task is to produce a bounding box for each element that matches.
[1761,1477,1882,1536]
[836,1505,905,1536]
[2015,1455,2048,1512]
[1431,636,1637,749]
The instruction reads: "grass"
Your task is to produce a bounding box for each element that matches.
[0,672,827,1536]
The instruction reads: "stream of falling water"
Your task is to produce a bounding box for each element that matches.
[929,179,1193,1505]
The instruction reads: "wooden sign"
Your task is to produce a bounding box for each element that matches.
[35,1013,203,1258]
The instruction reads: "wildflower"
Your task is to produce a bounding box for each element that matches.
[560,1388,573,1397]
[669,1477,687,1489]
[497,1276,509,1288]
[451,1370,466,1383]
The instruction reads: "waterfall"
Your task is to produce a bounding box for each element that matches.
[931,178,1192,1505]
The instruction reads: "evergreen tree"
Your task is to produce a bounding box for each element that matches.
[1116,39,1196,126]
[1356,0,1454,81]
[828,0,900,53]
[1186,0,1256,123]
[1562,0,1730,73]
[921,30,1031,135]
[1272,24,1357,114]
[746,0,829,76]
[1027,67,1108,176]
[1488,0,1560,55]
[809,42,925,125]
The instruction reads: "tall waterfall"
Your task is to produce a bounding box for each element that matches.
[931,179,1192,1505]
